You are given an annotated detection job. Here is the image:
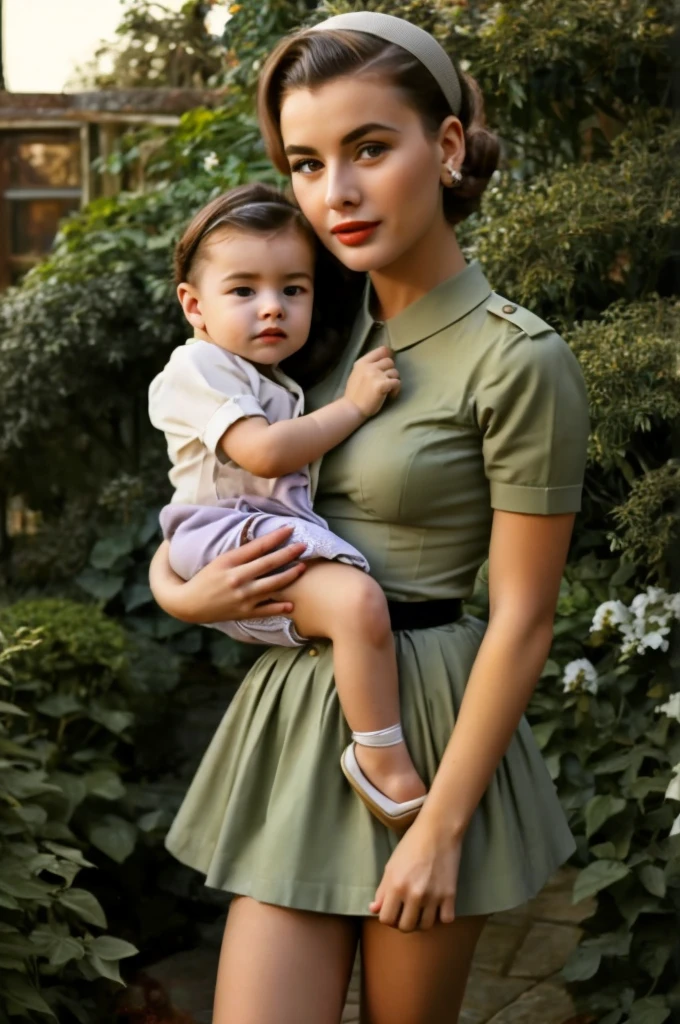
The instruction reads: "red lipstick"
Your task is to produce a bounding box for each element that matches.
[331,220,380,247]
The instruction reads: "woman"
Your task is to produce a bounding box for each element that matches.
[149,12,590,1024]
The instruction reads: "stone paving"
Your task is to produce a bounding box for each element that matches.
[130,867,594,1024]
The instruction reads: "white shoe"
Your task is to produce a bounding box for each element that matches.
[340,726,426,832]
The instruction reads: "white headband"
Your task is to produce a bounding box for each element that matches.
[307,11,462,116]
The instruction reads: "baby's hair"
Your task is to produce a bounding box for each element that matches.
[174,182,364,388]
[174,182,315,286]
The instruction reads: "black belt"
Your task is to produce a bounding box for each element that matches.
[387,599,463,631]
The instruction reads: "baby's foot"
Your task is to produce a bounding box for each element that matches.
[354,742,427,805]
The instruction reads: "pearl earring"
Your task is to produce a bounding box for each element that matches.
[447,165,463,188]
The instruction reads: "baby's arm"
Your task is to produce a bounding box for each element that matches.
[222,346,399,478]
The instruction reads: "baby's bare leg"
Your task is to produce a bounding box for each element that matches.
[282,562,427,804]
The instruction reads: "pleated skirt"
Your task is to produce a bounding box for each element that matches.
[165,615,575,917]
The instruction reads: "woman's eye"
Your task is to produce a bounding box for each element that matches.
[230,286,254,297]
[283,285,306,297]
[291,158,322,175]
[357,143,387,160]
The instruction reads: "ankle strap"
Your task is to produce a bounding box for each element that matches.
[351,724,403,748]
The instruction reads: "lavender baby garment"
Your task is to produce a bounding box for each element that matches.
[149,340,369,646]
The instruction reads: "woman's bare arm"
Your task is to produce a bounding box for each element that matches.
[221,347,399,478]
[370,509,575,930]
[422,509,575,839]
[149,528,308,623]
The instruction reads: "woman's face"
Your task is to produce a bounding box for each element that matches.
[279,77,456,275]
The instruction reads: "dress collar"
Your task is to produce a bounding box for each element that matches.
[357,260,492,352]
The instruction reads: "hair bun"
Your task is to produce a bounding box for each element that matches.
[444,73,501,224]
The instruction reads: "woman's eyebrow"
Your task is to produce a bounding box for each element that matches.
[284,122,400,156]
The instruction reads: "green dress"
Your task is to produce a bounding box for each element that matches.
[164,261,590,917]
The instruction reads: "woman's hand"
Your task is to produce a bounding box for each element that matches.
[368,814,463,932]
[148,526,307,624]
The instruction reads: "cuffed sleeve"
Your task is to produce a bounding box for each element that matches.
[475,329,590,515]
[149,342,266,456]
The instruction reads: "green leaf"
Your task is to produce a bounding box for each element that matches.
[30,929,85,968]
[76,568,125,602]
[84,769,126,801]
[123,583,153,611]
[58,888,107,928]
[581,928,631,956]
[531,720,560,749]
[561,946,601,981]
[90,531,136,569]
[42,841,94,868]
[585,795,627,837]
[88,704,134,736]
[573,860,630,903]
[87,813,137,863]
[86,952,124,984]
[0,700,27,716]
[628,998,670,1024]
[35,693,84,718]
[1,973,56,1017]
[637,864,666,898]
[88,935,138,961]
[137,808,170,832]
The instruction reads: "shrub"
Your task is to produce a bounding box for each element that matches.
[528,559,680,1023]
[0,622,138,1023]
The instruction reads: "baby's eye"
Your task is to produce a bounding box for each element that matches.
[230,286,255,297]
[291,158,323,175]
[283,285,306,297]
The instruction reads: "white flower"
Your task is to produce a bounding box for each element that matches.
[590,600,631,633]
[670,812,680,837]
[562,658,599,695]
[203,152,219,172]
[656,692,680,723]
[666,764,680,802]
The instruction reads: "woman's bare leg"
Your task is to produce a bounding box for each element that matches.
[213,896,359,1024]
[282,561,426,804]
[360,914,489,1024]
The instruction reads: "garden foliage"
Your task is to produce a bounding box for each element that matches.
[0,0,678,1020]
[0,611,139,1022]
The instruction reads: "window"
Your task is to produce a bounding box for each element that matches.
[0,131,82,287]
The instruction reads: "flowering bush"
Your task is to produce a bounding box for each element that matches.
[528,559,680,1023]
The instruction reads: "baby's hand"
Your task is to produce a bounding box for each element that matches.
[345,346,401,419]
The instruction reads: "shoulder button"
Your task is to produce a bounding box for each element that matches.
[487,293,554,339]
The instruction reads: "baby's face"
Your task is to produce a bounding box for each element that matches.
[184,225,314,369]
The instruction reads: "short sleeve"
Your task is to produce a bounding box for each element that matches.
[475,329,590,514]
[149,343,266,455]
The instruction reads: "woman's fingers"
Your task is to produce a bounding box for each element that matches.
[250,600,295,617]
[438,895,456,925]
[377,889,404,929]
[235,542,307,586]
[247,560,307,601]
[228,526,297,565]
[417,901,439,932]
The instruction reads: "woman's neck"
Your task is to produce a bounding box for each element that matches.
[368,221,467,321]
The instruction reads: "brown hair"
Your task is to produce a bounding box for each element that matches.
[174,182,314,286]
[258,28,500,225]
[174,182,363,387]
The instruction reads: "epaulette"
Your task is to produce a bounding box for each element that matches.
[486,293,554,338]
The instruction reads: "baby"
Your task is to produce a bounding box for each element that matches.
[149,183,427,830]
